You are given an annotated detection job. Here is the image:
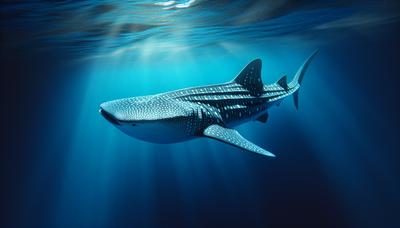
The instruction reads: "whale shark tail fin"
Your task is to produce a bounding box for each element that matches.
[291,50,319,110]
[291,50,318,86]
[293,90,300,110]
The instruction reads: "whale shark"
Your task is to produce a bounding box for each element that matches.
[100,51,318,157]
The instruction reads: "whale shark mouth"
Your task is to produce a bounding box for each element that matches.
[100,109,121,126]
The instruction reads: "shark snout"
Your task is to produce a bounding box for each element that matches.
[99,102,123,125]
[100,108,121,125]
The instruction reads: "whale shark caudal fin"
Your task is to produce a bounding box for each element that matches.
[232,59,264,97]
[203,124,275,157]
[291,50,319,110]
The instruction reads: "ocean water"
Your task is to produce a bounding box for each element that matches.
[2,1,400,228]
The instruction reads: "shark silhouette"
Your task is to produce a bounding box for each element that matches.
[100,51,318,157]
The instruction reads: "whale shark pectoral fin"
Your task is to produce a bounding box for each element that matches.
[203,125,275,157]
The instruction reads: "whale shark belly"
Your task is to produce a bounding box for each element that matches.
[117,121,195,144]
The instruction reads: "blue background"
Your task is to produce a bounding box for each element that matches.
[2,1,400,227]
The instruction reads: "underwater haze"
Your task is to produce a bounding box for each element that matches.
[2,1,400,228]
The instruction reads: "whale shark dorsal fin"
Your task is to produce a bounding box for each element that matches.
[277,75,289,91]
[233,59,264,97]
[203,124,275,157]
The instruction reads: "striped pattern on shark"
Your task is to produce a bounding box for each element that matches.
[100,51,318,157]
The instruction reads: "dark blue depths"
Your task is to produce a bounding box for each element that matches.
[2,1,400,228]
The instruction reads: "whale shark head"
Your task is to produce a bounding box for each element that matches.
[100,96,153,126]
[99,95,196,143]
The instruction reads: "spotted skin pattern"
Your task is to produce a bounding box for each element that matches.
[100,51,318,157]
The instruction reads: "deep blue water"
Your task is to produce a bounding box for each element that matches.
[2,1,400,228]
